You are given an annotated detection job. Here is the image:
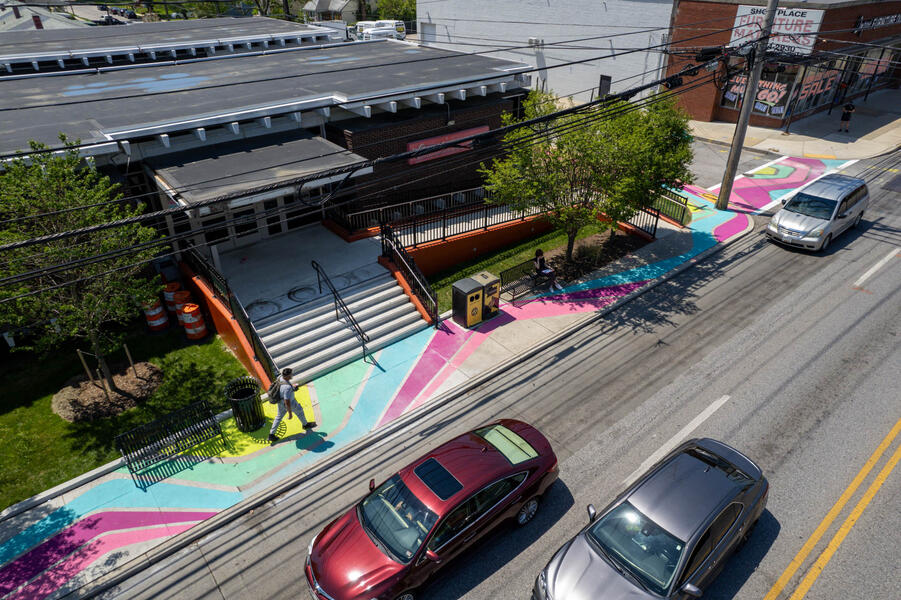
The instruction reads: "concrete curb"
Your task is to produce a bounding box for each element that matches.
[73,219,757,599]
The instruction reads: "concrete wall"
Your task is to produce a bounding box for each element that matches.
[417,0,673,102]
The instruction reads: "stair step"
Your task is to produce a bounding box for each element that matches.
[288,318,431,385]
[255,275,396,334]
[279,310,424,375]
[268,300,414,361]
[261,287,408,348]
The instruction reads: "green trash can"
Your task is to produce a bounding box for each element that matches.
[225,376,265,432]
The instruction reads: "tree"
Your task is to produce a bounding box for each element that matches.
[480,91,693,262]
[0,137,162,388]
[377,0,414,21]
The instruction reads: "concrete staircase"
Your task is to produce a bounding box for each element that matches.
[254,272,429,384]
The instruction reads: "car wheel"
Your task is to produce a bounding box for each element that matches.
[516,497,540,526]
[393,592,416,600]
[853,212,863,228]
[819,234,832,252]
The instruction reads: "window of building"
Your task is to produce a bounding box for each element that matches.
[720,60,799,119]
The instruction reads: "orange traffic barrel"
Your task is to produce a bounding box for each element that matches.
[163,282,181,313]
[181,303,207,340]
[173,290,193,325]
[142,299,169,331]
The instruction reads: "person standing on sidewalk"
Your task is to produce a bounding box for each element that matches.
[268,368,315,443]
[839,101,855,132]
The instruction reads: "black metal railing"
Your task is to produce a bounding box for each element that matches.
[656,188,690,225]
[380,225,440,327]
[339,186,491,232]
[311,260,371,357]
[182,246,277,382]
[390,201,546,248]
[627,205,660,238]
[115,399,224,475]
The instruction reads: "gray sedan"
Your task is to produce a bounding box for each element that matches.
[533,439,768,600]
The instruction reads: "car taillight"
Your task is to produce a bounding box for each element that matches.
[550,459,558,472]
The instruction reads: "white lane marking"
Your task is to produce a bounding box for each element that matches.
[622,395,731,486]
[706,155,788,191]
[853,248,899,289]
[760,159,860,213]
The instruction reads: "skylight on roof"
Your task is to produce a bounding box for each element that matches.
[413,458,463,501]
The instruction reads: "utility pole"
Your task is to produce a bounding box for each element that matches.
[715,0,779,210]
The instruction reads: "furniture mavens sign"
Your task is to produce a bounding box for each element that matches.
[730,6,824,55]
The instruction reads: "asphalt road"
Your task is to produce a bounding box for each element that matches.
[95,151,900,600]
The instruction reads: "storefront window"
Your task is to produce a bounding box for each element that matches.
[790,59,843,114]
[720,61,799,119]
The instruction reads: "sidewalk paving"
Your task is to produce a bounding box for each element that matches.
[690,88,901,160]
[0,154,861,600]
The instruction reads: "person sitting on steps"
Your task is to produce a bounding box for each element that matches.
[534,249,564,291]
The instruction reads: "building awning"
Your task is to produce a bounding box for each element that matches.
[146,131,371,206]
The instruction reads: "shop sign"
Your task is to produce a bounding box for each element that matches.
[406,126,490,165]
[729,6,824,55]
[722,74,792,117]
[855,14,901,36]
[795,70,839,102]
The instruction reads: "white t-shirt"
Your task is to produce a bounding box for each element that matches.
[279,379,294,402]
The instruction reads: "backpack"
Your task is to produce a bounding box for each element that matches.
[266,378,282,404]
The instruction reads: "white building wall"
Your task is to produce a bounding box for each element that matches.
[417,0,674,102]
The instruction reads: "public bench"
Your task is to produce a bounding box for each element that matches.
[114,399,225,475]
[499,260,551,306]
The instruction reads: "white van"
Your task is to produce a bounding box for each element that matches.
[375,19,406,40]
[353,20,378,39]
[360,27,398,41]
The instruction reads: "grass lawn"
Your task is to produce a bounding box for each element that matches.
[428,222,609,313]
[0,326,246,511]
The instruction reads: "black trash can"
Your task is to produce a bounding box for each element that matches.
[225,376,265,432]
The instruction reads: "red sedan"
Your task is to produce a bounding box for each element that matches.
[305,419,559,600]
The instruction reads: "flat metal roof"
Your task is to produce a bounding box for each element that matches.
[0,17,340,69]
[146,131,370,204]
[0,40,529,156]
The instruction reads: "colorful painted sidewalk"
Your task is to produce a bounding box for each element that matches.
[0,155,854,600]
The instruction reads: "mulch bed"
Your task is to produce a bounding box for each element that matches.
[52,362,163,423]
[543,228,650,282]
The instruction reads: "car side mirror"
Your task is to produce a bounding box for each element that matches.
[837,212,847,219]
[425,550,442,564]
[681,583,703,597]
[780,198,788,206]
[369,478,375,492]
[587,504,597,523]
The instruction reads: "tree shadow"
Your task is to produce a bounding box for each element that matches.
[420,478,575,600]
[705,510,781,600]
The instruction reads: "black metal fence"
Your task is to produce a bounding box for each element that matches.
[391,201,547,248]
[339,186,490,233]
[656,188,690,225]
[381,225,440,327]
[627,206,660,238]
[115,400,223,475]
[182,246,278,382]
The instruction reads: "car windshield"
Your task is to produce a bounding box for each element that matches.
[783,192,836,220]
[586,502,685,596]
[359,475,438,563]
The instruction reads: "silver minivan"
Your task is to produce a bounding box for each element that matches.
[766,173,868,252]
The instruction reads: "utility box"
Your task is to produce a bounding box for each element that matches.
[452,277,484,328]
[472,271,500,321]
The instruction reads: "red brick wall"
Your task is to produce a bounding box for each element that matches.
[668,0,901,122]
[326,96,517,208]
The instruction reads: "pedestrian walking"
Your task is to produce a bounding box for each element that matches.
[268,368,315,443]
[839,101,855,132]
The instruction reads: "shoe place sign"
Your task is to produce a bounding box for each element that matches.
[729,6,825,56]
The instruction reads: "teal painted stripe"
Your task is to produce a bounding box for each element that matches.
[0,480,240,566]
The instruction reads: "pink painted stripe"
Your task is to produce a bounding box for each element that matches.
[0,510,215,596]
[713,213,750,242]
[376,324,474,427]
[5,523,196,600]
[729,158,823,211]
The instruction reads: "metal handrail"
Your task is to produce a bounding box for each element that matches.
[311,260,370,357]
[380,225,440,327]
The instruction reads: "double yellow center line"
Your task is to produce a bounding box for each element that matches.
[763,416,901,600]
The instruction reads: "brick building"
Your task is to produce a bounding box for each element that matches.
[666,0,901,127]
